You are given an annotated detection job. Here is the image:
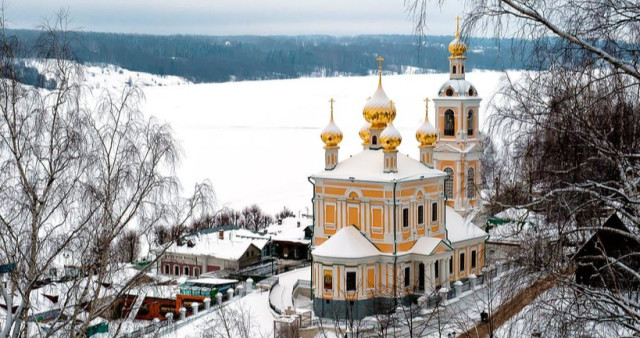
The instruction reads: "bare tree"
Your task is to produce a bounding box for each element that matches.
[0,10,212,338]
[114,230,141,263]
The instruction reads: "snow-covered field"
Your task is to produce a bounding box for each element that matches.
[140,70,517,214]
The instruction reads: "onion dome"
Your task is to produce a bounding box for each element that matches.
[363,56,396,128]
[359,122,371,145]
[416,99,438,146]
[321,99,343,148]
[448,16,467,57]
[380,122,402,151]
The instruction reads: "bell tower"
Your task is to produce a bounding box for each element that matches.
[431,17,483,216]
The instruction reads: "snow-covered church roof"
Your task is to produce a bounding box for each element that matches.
[312,149,446,182]
[312,225,380,259]
[445,206,488,243]
[437,79,478,97]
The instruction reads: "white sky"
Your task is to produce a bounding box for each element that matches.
[6,0,465,36]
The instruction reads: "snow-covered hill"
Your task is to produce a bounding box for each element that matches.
[138,69,519,215]
[23,59,191,90]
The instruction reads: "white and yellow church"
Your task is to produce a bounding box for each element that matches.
[309,20,488,319]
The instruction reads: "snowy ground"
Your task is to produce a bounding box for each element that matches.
[140,70,518,214]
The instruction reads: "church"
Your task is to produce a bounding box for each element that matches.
[309,19,488,319]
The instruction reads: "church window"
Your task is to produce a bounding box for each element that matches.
[452,65,457,74]
[164,265,169,275]
[444,168,454,199]
[462,65,465,73]
[434,261,439,279]
[184,266,190,276]
[174,265,180,276]
[468,88,474,96]
[324,270,333,291]
[471,250,477,269]
[460,253,465,272]
[467,110,474,136]
[372,135,377,145]
[432,202,438,222]
[467,167,475,199]
[402,208,409,228]
[404,267,410,287]
[444,109,455,136]
[417,205,424,225]
[449,259,453,274]
[445,88,454,97]
[194,267,200,277]
[346,271,356,291]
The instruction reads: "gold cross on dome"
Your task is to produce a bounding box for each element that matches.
[377,55,384,72]
[329,98,335,120]
[423,98,430,119]
[456,16,461,38]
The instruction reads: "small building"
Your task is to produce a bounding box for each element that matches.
[158,230,266,277]
[574,214,640,290]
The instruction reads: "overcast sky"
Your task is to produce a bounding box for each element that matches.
[6,0,465,36]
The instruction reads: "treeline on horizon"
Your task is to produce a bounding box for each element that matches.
[7,29,532,83]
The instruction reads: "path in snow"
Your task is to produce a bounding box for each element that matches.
[460,273,559,337]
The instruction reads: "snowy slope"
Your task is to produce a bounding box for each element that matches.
[140,70,517,215]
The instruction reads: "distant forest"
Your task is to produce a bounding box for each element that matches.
[7,29,531,83]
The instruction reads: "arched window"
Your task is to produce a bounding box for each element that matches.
[462,65,465,73]
[444,168,454,199]
[452,65,457,74]
[174,265,180,276]
[164,265,169,275]
[444,109,455,136]
[467,167,475,199]
[445,88,454,97]
[184,266,190,276]
[467,109,474,136]
[372,135,377,145]
[194,267,200,277]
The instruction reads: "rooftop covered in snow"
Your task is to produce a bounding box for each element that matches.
[312,149,446,182]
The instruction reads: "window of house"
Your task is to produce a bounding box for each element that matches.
[467,167,475,199]
[184,266,190,276]
[164,265,169,275]
[444,109,455,135]
[467,109,474,136]
[324,270,332,291]
[434,261,439,279]
[404,267,410,287]
[444,168,454,199]
[402,208,409,228]
[417,205,424,225]
[460,253,465,272]
[174,265,179,276]
[472,250,477,269]
[432,202,438,222]
[346,271,356,292]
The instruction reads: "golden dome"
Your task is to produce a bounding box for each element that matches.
[359,122,371,145]
[448,16,467,57]
[380,122,402,151]
[321,98,343,148]
[363,56,396,128]
[416,98,438,146]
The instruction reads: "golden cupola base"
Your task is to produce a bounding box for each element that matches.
[380,122,402,173]
[363,56,396,149]
[416,98,438,167]
[359,122,372,149]
[321,98,343,170]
